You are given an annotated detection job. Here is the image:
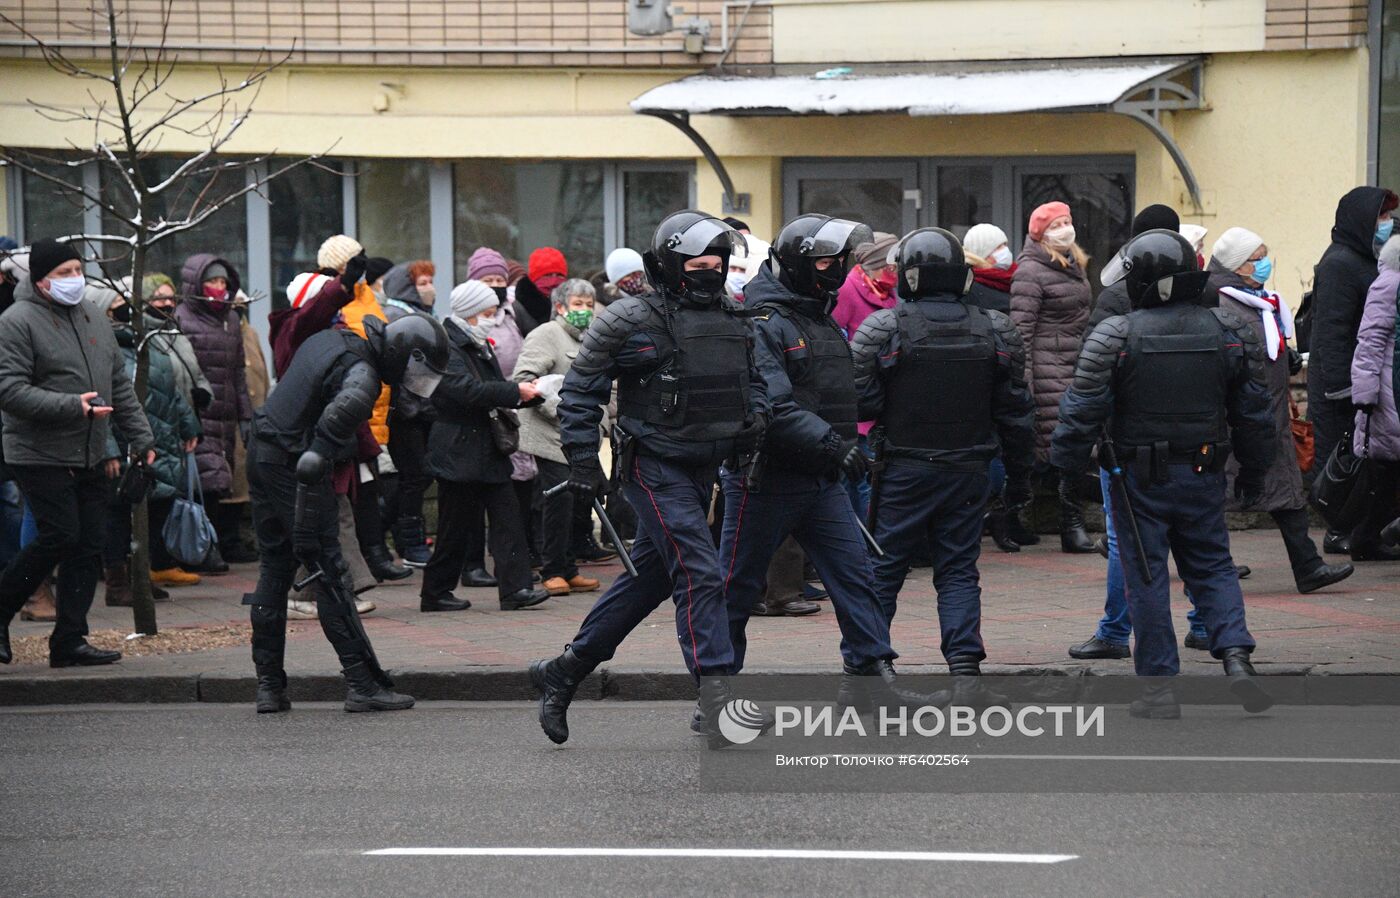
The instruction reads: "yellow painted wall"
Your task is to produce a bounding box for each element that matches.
[0,47,1371,307]
[771,0,1266,64]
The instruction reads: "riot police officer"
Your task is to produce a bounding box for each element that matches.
[246,313,449,714]
[1051,229,1275,718]
[529,211,771,749]
[851,228,1035,702]
[717,214,907,703]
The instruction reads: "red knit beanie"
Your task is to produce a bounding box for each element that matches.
[1028,201,1072,241]
[528,247,567,282]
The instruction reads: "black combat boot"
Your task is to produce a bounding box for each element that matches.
[1221,647,1272,713]
[529,647,596,744]
[697,676,775,750]
[342,662,415,712]
[1058,475,1095,554]
[939,656,1009,709]
[837,658,933,716]
[255,667,290,713]
[1005,506,1040,546]
[984,499,1021,553]
[1128,681,1181,719]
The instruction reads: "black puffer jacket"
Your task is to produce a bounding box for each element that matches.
[425,319,523,485]
[1308,186,1395,397]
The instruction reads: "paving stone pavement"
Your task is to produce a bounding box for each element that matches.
[5,528,1398,685]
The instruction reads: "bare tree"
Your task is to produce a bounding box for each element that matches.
[0,1,335,634]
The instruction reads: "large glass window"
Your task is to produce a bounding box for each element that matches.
[453,160,609,281]
[20,161,87,247]
[623,168,692,254]
[786,161,917,236]
[937,165,995,242]
[1381,0,1400,191]
[100,156,248,289]
[355,159,431,264]
[269,159,346,309]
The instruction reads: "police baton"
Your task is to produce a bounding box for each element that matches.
[1099,439,1151,578]
[543,481,639,579]
[854,515,886,558]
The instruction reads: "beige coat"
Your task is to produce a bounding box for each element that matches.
[224,320,271,504]
[511,318,612,464]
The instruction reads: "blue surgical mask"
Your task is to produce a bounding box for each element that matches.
[1378,219,1395,245]
[1250,256,1272,285]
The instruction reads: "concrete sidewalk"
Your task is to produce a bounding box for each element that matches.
[3,528,1398,704]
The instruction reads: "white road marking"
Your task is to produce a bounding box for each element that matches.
[364,847,1077,864]
[973,755,1400,764]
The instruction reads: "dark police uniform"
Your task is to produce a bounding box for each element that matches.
[719,261,896,673]
[530,212,771,748]
[246,313,447,712]
[1051,301,1274,677]
[851,234,1035,673]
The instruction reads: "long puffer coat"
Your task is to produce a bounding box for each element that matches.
[175,253,251,495]
[1351,235,1400,462]
[1010,237,1093,461]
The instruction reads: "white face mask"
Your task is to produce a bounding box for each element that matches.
[990,246,1014,270]
[1044,225,1076,250]
[45,275,86,306]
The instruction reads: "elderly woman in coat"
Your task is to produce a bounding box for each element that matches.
[174,253,253,572]
[1010,201,1095,553]
[1349,233,1400,556]
[1208,227,1353,592]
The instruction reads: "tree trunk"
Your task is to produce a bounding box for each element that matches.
[128,221,158,636]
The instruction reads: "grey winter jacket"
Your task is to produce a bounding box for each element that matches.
[1350,235,1400,461]
[0,280,153,468]
[1010,237,1093,460]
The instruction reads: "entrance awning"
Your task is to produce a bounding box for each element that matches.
[632,57,1206,210]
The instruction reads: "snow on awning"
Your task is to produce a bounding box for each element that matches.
[631,57,1199,118]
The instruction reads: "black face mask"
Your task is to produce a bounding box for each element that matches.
[812,255,849,297]
[110,303,132,323]
[492,286,508,304]
[679,267,726,303]
[149,301,174,319]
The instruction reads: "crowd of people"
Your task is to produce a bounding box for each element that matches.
[0,181,1395,738]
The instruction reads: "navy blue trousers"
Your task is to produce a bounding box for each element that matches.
[718,467,895,672]
[1108,464,1255,676]
[871,462,991,664]
[569,455,734,679]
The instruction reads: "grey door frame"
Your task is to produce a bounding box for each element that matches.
[783,158,921,236]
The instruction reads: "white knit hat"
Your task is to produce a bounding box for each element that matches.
[286,271,332,309]
[605,248,645,285]
[1210,227,1264,272]
[1179,224,1209,253]
[450,279,499,320]
[316,234,363,272]
[962,223,1008,260]
[729,234,772,275]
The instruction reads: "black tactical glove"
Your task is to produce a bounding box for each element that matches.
[340,252,368,290]
[733,413,768,454]
[1235,468,1266,510]
[1287,347,1303,376]
[566,451,604,500]
[837,439,867,482]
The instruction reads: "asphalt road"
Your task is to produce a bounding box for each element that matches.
[2,701,1397,898]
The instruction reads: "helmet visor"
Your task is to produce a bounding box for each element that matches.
[1100,247,1131,287]
[401,352,444,399]
[803,219,874,257]
[663,218,743,259]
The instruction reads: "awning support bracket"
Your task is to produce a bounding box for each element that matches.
[640,110,750,215]
[1111,61,1206,212]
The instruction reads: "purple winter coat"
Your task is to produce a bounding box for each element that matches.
[1351,236,1400,461]
[175,253,252,494]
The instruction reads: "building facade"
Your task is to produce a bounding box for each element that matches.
[1,0,1394,347]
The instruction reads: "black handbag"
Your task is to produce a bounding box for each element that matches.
[117,460,151,504]
[487,407,520,455]
[1310,415,1376,531]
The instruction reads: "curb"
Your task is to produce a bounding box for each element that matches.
[3,664,1398,706]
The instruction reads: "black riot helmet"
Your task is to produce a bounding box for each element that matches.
[1101,229,1208,309]
[364,313,450,399]
[773,214,874,303]
[642,210,743,306]
[893,227,973,300]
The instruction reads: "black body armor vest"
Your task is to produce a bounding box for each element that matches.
[257,330,375,456]
[882,303,997,452]
[761,304,858,439]
[1112,304,1231,453]
[616,297,751,443]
